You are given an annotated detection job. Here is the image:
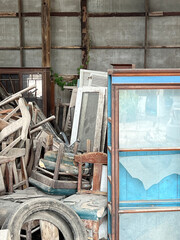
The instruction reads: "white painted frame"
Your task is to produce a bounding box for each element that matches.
[79,69,107,87]
[70,87,106,152]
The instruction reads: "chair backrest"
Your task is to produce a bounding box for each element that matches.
[74,152,107,195]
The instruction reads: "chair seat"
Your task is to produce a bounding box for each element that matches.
[63,193,107,221]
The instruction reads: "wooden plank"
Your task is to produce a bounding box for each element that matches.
[18,0,23,67]
[12,161,19,185]
[24,139,31,167]
[0,119,9,131]
[0,118,23,142]
[18,98,31,141]
[0,85,35,107]
[33,139,43,169]
[6,148,26,158]
[53,143,64,181]
[40,221,59,240]
[31,116,55,129]
[21,156,29,188]
[0,136,21,156]
[3,106,20,121]
[0,167,5,193]
[81,0,88,69]
[42,0,51,67]
[7,162,13,193]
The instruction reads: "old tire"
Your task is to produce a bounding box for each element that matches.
[2,198,87,240]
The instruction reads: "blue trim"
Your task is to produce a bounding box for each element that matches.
[112,76,180,84]
[120,150,180,157]
[120,200,180,209]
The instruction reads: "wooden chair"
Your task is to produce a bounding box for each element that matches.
[0,151,29,194]
[63,152,107,240]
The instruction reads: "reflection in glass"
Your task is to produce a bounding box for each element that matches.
[119,89,180,149]
[22,73,43,109]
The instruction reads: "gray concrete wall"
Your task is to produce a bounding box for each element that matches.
[149,0,180,12]
[88,0,145,13]
[89,49,144,71]
[51,17,81,46]
[23,50,42,67]
[0,50,20,67]
[0,18,19,47]
[51,0,80,12]
[0,0,18,12]
[22,0,41,12]
[23,17,42,46]
[51,49,81,74]
[148,17,180,46]
[0,0,180,73]
[89,17,145,46]
[147,49,180,68]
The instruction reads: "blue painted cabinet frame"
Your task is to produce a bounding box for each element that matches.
[107,69,180,240]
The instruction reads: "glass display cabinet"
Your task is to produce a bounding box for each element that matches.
[108,69,180,240]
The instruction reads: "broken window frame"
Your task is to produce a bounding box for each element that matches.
[0,67,51,116]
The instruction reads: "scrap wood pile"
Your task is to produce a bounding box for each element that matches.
[0,84,82,196]
[0,69,108,197]
[0,69,109,240]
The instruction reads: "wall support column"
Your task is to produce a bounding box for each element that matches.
[81,0,89,69]
[42,0,51,67]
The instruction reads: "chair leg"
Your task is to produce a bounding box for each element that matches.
[93,221,99,240]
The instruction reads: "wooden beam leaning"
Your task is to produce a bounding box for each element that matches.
[81,0,89,69]
[18,0,23,67]
[41,0,51,67]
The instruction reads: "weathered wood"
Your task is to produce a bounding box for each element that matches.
[53,143,64,181]
[7,162,13,193]
[73,141,79,155]
[18,0,23,67]
[6,148,26,158]
[31,115,55,129]
[0,168,5,193]
[75,152,107,195]
[19,98,31,141]
[0,85,35,107]
[3,106,20,121]
[33,139,43,169]
[12,161,19,186]
[45,135,53,152]
[0,93,22,107]
[20,156,29,189]
[27,145,35,177]
[77,162,83,192]
[40,221,59,240]
[24,139,31,167]
[86,139,91,153]
[0,118,23,142]
[0,136,21,156]
[42,0,51,67]
[81,0,89,69]
[0,119,9,131]
[30,126,43,135]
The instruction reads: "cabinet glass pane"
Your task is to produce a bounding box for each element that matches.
[119,89,180,149]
